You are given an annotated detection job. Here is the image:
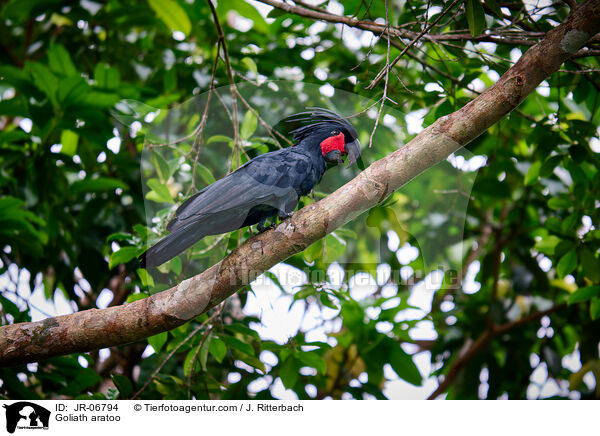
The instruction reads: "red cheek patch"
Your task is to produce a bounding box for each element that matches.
[320,132,345,156]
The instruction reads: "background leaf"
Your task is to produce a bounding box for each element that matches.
[147,0,192,36]
[466,0,486,37]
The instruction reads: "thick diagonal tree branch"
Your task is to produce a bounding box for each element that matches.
[0,0,598,367]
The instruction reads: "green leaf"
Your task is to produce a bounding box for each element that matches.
[146,178,173,203]
[81,91,119,108]
[540,155,563,177]
[298,351,327,375]
[224,336,254,356]
[590,297,600,320]
[107,232,134,243]
[325,234,346,261]
[0,65,33,90]
[71,177,127,195]
[475,178,510,198]
[184,345,200,376]
[334,228,358,240]
[484,0,503,18]
[0,295,23,318]
[217,0,269,33]
[28,62,58,104]
[127,293,149,303]
[199,336,211,371]
[263,270,287,294]
[555,240,575,257]
[568,286,600,305]
[109,246,139,269]
[581,247,600,282]
[534,235,561,255]
[548,197,571,210]
[241,57,258,76]
[466,0,486,37]
[111,374,133,398]
[319,292,339,310]
[68,368,102,393]
[279,356,298,390]
[48,42,77,76]
[137,268,155,287]
[524,162,541,186]
[209,337,227,363]
[557,250,577,278]
[293,285,316,301]
[225,323,261,341]
[266,7,286,18]
[94,63,120,89]
[152,151,172,183]
[148,0,192,36]
[0,96,28,118]
[148,331,168,352]
[389,346,422,386]
[170,256,182,275]
[207,135,232,144]
[562,214,580,233]
[194,162,216,186]
[164,68,177,91]
[60,129,78,156]
[57,75,89,106]
[544,217,563,234]
[237,354,266,373]
[566,159,587,185]
[240,110,257,140]
[303,239,323,263]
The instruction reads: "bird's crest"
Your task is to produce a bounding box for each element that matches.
[287,107,358,143]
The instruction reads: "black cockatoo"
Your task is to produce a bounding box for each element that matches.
[140,108,361,268]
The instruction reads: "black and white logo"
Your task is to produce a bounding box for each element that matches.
[2,402,50,433]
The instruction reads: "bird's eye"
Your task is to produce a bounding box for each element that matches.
[331,130,339,135]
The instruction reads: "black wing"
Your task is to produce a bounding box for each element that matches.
[167,149,308,232]
[140,149,316,267]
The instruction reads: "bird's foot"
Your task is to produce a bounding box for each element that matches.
[257,222,276,234]
[278,211,294,221]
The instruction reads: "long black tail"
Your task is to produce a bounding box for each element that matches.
[139,224,207,268]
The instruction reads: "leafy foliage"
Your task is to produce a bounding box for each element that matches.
[0,0,599,400]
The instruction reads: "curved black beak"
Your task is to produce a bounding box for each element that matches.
[345,138,361,167]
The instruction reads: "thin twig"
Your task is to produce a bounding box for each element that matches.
[368,0,392,148]
[235,91,291,148]
[427,303,568,399]
[186,303,224,399]
[206,0,240,166]
[367,0,462,90]
[132,308,222,399]
[187,45,221,197]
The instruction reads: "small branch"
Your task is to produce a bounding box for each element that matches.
[427,303,568,399]
[132,307,222,399]
[367,0,462,90]
[367,0,392,148]
[437,218,493,300]
[186,303,224,399]
[187,45,220,196]
[206,0,240,157]
[235,91,292,148]
[488,204,508,327]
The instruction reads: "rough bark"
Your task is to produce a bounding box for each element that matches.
[1,0,599,367]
